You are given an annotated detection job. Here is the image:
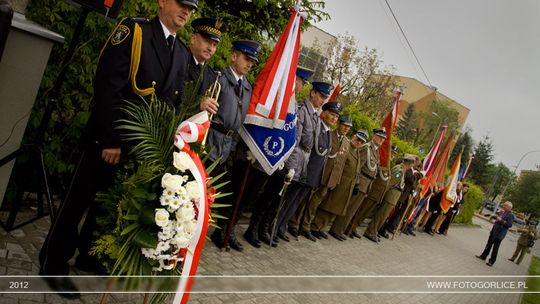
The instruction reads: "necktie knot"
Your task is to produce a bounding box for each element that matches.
[167,35,175,53]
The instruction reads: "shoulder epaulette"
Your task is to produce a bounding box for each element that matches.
[130,17,151,24]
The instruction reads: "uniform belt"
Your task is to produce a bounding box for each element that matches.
[211,123,236,137]
[361,171,376,180]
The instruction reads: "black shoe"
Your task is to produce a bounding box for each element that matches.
[475,255,486,261]
[75,255,108,275]
[486,262,493,266]
[277,231,290,242]
[288,227,299,238]
[243,230,261,248]
[402,230,410,235]
[426,230,434,236]
[363,234,378,243]
[228,232,244,252]
[329,231,345,241]
[378,231,389,239]
[311,231,323,239]
[408,230,416,237]
[318,231,328,239]
[508,258,515,262]
[211,229,225,248]
[42,276,80,299]
[351,231,362,239]
[301,230,317,242]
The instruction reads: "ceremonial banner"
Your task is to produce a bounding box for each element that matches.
[328,83,341,101]
[419,126,447,197]
[459,156,472,181]
[440,151,462,213]
[239,6,305,175]
[379,88,402,168]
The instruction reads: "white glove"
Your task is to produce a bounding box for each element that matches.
[285,169,295,182]
[246,150,256,164]
[277,162,285,171]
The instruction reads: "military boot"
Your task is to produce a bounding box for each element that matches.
[244,218,262,248]
[259,217,278,247]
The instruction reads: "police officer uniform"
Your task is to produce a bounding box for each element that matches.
[277,101,340,241]
[241,67,315,247]
[292,115,351,240]
[266,82,331,240]
[208,39,262,251]
[39,0,198,293]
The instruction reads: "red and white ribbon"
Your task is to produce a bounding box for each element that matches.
[171,112,211,304]
[174,111,210,152]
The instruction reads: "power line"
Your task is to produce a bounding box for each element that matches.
[383,0,433,87]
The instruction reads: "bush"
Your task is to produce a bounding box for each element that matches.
[454,182,484,224]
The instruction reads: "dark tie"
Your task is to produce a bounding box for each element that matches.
[235,78,243,99]
[166,35,175,54]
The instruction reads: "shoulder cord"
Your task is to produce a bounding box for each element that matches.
[365,142,377,172]
[314,117,329,157]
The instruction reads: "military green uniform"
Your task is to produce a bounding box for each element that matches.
[330,141,379,236]
[311,142,362,232]
[291,129,350,232]
[345,167,390,236]
[364,164,405,238]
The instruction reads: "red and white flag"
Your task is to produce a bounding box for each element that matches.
[379,87,403,168]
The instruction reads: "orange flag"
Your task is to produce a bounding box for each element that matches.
[440,151,462,213]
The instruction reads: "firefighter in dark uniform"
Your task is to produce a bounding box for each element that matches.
[38,0,198,297]
[207,39,262,251]
[186,17,226,96]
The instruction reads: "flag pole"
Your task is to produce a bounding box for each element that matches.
[221,164,251,251]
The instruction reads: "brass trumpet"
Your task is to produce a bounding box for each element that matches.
[201,71,222,147]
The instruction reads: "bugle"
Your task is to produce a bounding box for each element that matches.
[201,71,221,147]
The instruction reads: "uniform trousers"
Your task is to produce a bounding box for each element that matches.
[294,186,330,232]
[39,145,116,275]
[344,195,378,236]
[330,192,367,235]
[275,181,312,235]
[510,244,529,265]
[365,201,396,237]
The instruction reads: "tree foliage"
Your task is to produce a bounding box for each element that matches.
[396,105,417,141]
[509,170,540,218]
[454,182,484,224]
[18,0,327,186]
[449,126,473,166]
[468,135,495,188]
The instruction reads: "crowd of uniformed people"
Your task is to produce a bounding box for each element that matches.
[37,0,468,297]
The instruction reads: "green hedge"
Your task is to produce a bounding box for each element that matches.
[454,182,484,224]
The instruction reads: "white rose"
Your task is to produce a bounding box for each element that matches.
[173,151,194,172]
[184,219,198,235]
[175,204,195,222]
[185,181,200,201]
[172,234,191,248]
[155,208,170,227]
[161,173,184,191]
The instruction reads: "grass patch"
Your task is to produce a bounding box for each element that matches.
[522,255,540,304]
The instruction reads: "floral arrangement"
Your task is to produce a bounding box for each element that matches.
[92,98,227,304]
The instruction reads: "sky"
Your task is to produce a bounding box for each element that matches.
[315,0,540,172]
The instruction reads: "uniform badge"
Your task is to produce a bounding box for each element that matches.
[111,24,130,45]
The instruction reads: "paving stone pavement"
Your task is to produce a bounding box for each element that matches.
[0,213,534,304]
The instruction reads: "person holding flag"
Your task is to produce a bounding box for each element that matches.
[241,66,315,248]
[207,39,262,251]
[257,81,332,244]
